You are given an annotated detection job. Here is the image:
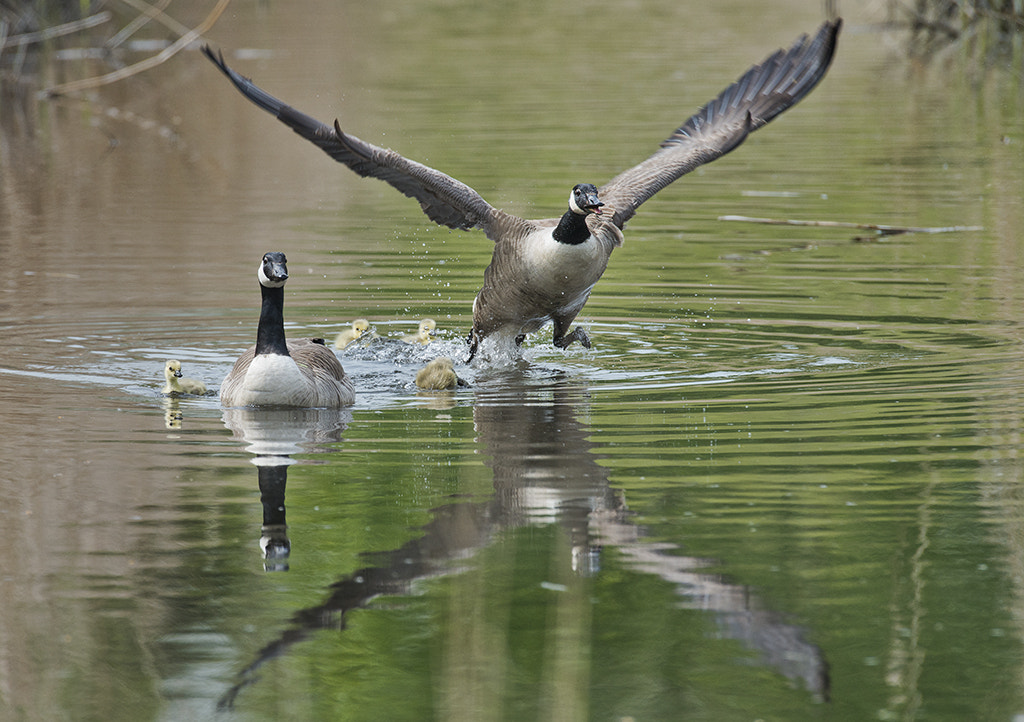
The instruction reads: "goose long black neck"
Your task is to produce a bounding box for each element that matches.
[255,283,290,356]
[552,210,592,245]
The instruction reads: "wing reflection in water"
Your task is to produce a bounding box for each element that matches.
[475,381,830,700]
[218,383,828,709]
[222,408,352,571]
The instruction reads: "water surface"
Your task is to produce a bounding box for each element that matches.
[2,2,1024,720]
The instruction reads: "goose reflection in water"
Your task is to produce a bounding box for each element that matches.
[217,381,829,710]
[222,407,351,571]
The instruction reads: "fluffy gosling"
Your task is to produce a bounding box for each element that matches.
[402,318,436,345]
[415,357,467,390]
[163,359,207,395]
[334,318,371,349]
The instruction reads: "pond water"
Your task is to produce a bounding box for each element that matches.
[3,1,1024,720]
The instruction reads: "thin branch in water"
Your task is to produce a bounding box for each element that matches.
[106,0,176,51]
[0,11,112,50]
[40,0,232,98]
[719,215,983,239]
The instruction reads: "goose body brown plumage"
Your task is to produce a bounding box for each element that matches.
[222,338,354,408]
[203,19,841,360]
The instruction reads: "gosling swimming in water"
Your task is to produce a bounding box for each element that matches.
[163,359,207,396]
[334,318,371,349]
[402,318,436,345]
[415,357,467,390]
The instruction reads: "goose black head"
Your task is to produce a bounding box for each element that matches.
[568,183,604,216]
[258,251,289,288]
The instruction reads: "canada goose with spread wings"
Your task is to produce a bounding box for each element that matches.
[203,19,840,360]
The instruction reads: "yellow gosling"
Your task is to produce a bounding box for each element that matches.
[415,357,466,390]
[334,318,370,349]
[402,318,436,345]
[163,360,207,395]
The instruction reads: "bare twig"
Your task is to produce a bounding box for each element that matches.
[0,11,112,50]
[40,0,232,98]
[115,0,196,43]
[106,0,176,51]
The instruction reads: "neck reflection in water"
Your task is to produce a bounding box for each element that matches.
[222,407,352,572]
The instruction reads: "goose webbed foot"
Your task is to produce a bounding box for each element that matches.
[553,326,591,350]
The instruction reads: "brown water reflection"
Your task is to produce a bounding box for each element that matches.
[3,1,1024,720]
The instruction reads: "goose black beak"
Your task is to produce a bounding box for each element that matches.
[570,183,604,216]
[265,258,289,283]
[174,369,183,378]
[583,192,604,215]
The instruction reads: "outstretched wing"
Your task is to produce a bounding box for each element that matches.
[203,47,507,235]
[599,19,841,229]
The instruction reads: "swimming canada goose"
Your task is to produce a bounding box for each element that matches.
[334,318,370,349]
[221,252,356,408]
[415,357,467,390]
[203,19,840,360]
[402,318,436,345]
[163,359,207,395]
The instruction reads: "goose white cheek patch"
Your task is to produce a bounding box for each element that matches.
[258,262,287,288]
